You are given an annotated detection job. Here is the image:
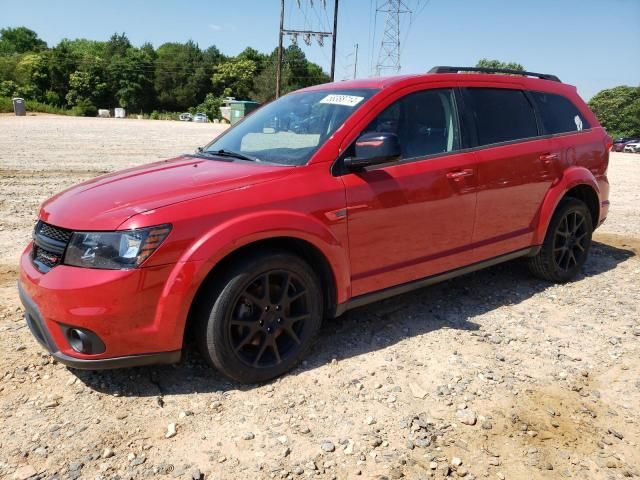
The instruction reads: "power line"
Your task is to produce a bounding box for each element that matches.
[276,0,339,98]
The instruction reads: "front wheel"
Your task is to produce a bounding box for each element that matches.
[528,197,593,283]
[196,250,323,383]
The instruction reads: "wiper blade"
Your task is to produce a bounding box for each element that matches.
[202,149,258,162]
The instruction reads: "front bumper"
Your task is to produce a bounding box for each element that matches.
[18,244,182,369]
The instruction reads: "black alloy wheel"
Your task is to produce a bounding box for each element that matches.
[196,250,323,383]
[528,197,593,283]
[552,210,589,272]
[229,270,310,368]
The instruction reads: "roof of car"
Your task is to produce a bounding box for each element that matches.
[298,71,575,95]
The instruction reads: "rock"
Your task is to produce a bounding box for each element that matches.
[429,462,438,470]
[165,422,177,439]
[608,428,624,440]
[456,409,477,426]
[321,441,336,452]
[497,473,505,480]
[452,457,463,467]
[189,468,202,480]
[482,420,493,430]
[293,465,304,475]
[179,410,193,419]
[277,434,288,444]
[13,465,37,480]
[344,439,355,455]
[409,382,428,399]
[68,461,83,472]
[242,431,255,440]
[102,448,115,459]
[366,416,376,425]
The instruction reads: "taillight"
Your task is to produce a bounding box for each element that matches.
[605,136,613,151]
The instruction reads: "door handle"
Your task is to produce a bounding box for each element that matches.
[446,169,474,179]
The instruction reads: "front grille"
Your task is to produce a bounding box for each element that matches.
[32,221,73,272]
[36,221,72,243]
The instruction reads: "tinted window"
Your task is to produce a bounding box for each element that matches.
[530,91,590,134]
[362,88,460,159]
[464,88,538,146]
[205,88,377,165]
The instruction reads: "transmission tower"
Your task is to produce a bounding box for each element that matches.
[374,0,411,76]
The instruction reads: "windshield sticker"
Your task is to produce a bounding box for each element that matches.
[319,94,365,107]
[574,115,583,131]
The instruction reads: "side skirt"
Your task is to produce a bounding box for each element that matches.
[334,247,539,317]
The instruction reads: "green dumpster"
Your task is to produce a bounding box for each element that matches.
[229,101,260,125]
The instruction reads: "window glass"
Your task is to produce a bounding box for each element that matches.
[361,88,460,160]
[464,88,538,146]
[205,88,377,165]
[530,91,590,134]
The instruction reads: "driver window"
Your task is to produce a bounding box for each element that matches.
[363,88,460,160]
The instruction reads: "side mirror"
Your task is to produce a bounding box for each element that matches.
[344,132,401,171]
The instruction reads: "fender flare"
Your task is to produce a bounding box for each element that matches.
[533,166,600,245]
[154,210,351,345]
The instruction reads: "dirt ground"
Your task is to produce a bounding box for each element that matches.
[0,115,638,480]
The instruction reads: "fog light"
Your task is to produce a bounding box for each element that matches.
[63,326,105,354]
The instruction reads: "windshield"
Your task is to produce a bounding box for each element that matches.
[204,88,377,166]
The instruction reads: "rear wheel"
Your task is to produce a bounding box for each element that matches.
[196,250,323,383]
[528,197,593,282]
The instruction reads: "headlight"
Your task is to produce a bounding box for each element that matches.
[64,225,171,270]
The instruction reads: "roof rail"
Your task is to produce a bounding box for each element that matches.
[428,66,561,83]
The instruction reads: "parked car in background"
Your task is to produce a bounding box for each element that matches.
[193,113,209,123]
[623,140,640,153]
[19,66,611,383]
[612,137,638,152]
[179,113,193,122]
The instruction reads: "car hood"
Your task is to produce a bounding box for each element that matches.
[39,156,291,230]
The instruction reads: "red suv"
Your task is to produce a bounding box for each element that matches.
[19,66,610,383]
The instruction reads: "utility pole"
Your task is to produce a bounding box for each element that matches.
[275,0,339,98]
[275,0,285,98]
[330,0,339,82]
[374,0,410,76]
[353,43,359,79]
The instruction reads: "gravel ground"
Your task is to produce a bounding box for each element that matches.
[0,115,638,480]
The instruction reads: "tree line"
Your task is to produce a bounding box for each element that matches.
[0,26,329,118]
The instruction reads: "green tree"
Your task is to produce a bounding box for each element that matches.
[0,27,47,54]
[588,86,640,138]
[65,65,108,111]
[211,57,257,99]
[154,41,210,111]
[475,58,525,71]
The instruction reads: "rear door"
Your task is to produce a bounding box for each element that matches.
[461,87,556,261]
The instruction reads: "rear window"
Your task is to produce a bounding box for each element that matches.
[464,88,538,146]
[530,91,590,134]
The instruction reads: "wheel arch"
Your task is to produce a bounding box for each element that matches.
[534,167,601,245]
[186,236,340,333]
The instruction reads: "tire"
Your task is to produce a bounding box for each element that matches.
[195,250,323,383]
[528,197,593,283]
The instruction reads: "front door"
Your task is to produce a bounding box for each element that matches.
[340,88,478,297]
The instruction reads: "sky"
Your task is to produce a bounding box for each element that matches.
[1,0,639,100]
